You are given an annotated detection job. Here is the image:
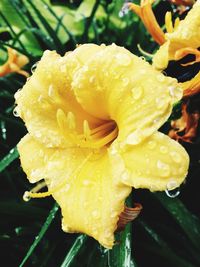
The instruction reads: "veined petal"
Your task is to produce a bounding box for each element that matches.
[72,44,181,147]
[116,131,189,191]
[15,47,103,148]
[153,0,200,70]
[18,134,131,248]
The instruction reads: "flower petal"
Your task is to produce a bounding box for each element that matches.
[18,134,131,248]
[15,47,103,148]
[114,131,189,191]
[153,0,200,70]
[72,44,181,146]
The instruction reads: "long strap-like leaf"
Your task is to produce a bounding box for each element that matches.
[19,203,59,267]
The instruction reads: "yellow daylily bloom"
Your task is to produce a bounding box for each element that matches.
[0,48,29,77]
[15,44,189,248]
[153,0,200,70]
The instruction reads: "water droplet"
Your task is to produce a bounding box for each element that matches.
[132,86,143,100]
[160,146,168,154]
[13,106,20,117]
[147,140,156,149]
[140,56,146,61]
[60,65,66,72]
[115,53,131,66]
[92,210,100,219]
[23,191,30,202]
[165,180,180,198]
[48,84,54,97]
[121,170,130,182]
[31,61,39,73]
[126,131,142,145]
[110,211,118,218]
[14,89,22,100]
[157,160,170,176]
[122,77,129,86]
[168,86,182,100]
[83,179,90,186]
[155,97,166,109]
[156,74,165,82]
[170,151,182,163]
[35,131,42,138]
[119,3,129,17]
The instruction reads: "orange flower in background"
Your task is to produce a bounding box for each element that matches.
[15,44,189,248]
[0,47,29,77]
[127,0,165,45]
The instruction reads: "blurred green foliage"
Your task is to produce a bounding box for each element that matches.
[0,0,200,267]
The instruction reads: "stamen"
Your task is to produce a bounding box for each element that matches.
[165,12,173,33]
[174,17,180,30]
[83,120,91,140]
[90,121,115,135]
[175,47,200,66]
[137,44,154,58]
[23,181,47,201]
[23,153,93,200]
[66,111,76,130]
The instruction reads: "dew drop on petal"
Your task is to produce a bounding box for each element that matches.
[165,180,180,198]
[160,146,168,154]
[83,179,90,186]
[13,106,20,117]
[31,61,39,73]
[157,160,170,177]
[170,151,182,163]
[121,170,130,182]
[92,210,100,219]
[132,86,143,100]
[156,74,165,82]
[115,53,131,66]
[147,140,156,149]
[155,97,166,109]
[122,77,129,86]
[110,211,118,218]
[126,131,142,145]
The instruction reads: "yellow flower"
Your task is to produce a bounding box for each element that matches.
[153,0,200,70]
[15,44,189,248]
[0,48,29,77]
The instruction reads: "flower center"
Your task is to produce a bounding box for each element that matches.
[56,109,118,149]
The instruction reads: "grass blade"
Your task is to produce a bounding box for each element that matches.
[139,219,196,267]
[25,0,65,53]
[82,0,101,42]
[19,203,59,267]
[155,193,200,251]
[60,235,88,267]
[0,147,19,173]
[40,0,77,46]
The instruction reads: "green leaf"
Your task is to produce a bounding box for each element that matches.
[19,203,59,267]
[139,219,196,267]
[109,195,135,267]
[155,193,200,252]
[0,147,19,173]
[60,235,88,267]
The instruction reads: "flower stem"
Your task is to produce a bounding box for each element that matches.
[108,195,137,267]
